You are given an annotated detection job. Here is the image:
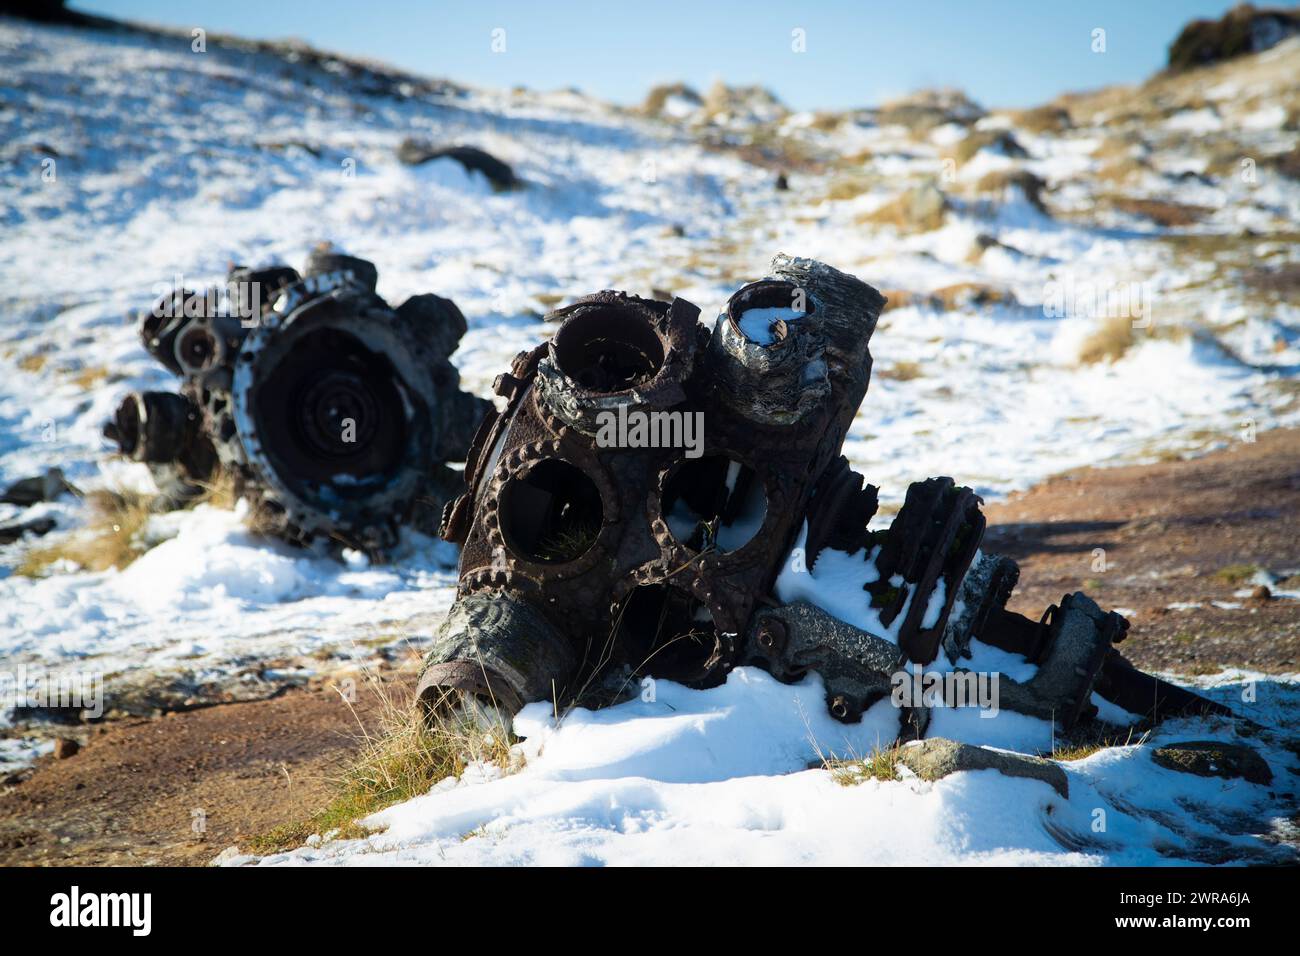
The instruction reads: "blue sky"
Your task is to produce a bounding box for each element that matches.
[76,1,1239,110]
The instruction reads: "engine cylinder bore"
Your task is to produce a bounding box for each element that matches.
[425,256,889,723]
[660,454,768,554]
[174,322,224,375]
[499,458,604,564]
[726,278,813,347]
[551,305,666,392]
[706,277,830,427]
[109,391,197,464]
[533,292,698,436]
[615,583,726,685]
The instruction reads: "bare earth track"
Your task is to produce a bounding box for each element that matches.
[1,428,1297,866]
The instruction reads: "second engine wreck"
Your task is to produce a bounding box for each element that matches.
[421,254,1232,739]
[104,250,492,554]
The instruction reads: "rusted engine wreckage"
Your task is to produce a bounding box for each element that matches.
[421,255,1230,737]
[104,251,491,552]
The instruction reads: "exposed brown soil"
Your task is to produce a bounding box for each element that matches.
[984,427,1300,675]
[0,678,389,866]
[1,428,1297,866]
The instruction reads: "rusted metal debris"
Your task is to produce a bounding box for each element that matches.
[104,251,491,554]
[419,253,1231,736]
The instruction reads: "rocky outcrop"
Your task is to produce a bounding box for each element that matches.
[1168,4,1300,72]
[897,738,1070,798]
[1151,740,1273,784]
[396,141,519,191]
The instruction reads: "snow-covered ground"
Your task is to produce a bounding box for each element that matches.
[232,668,1298,867]
[1,18,1298,864]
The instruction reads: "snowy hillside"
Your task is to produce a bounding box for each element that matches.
[1,17,1298,864]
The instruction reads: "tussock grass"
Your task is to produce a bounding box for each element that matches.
[1009,105,1072,134]
[953,129,1027,165]
[16,471,240,577]
[930,282,1019,312]
[190,469,238,510]
[877,360,924,382]
[1053,725,1150,762]
[641,82,701,117]
[856,184,948,233]
[824,175,875,202]
[15,488,151,576]
[1050,742,1107,762]
[1214,563,1260,585]
[823,744,907,786]
[1096,157,1151,185]
[244,666,518,857]
[1103,195,1211,227]
[536,521,600,563]
[71,365,109,389]
[1077,314,1139,365]
[973,169,1048,213]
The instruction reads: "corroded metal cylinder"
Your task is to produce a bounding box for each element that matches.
[422,255,887,717]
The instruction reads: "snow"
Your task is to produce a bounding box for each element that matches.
[233,666,1298,867]
[737,305,804,345]
[1,19,1298,863]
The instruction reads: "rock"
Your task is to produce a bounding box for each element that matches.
[0,467,76,506]
[898,738,1069,798]
[0,515,56,544]
[1248,584,1273,603]
[1168,4,1300,72]
[1151,740,1272,784]
[877,88,986,131]
[954,129,1028,165]
[210,845,249,866]
[53,738,80,759]
[396,141,518,191]
[641,82,703,118]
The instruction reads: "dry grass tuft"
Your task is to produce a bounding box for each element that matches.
[1096,157,1151,185]
[1009,105,1072,134]
[1077,314,1139,365]
[244,666,518,856]
[16,470,240,577]
[856,183,948,233]
[930,282,1019,311]
[1051,742,1107,762]
[824,174,876,202]
[15,488,152,576]
[1104,195,1211,227]
[189,469,238,510]
[877,360,924,381]
[1214,563,1260,585]
[973,169,1048,213]
[953,129,1027,165]
[824,744,907,786]
[640,82,701,117]
[71,365,109,389]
